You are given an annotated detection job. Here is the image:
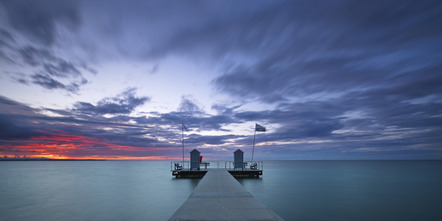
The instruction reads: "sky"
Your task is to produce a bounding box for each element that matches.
[0,0,441,160]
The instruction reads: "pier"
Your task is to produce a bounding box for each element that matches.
[168,170,284,221]
[171,161,263,178]
[171,149,263,178]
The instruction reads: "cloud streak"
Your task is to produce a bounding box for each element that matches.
[0,0,91,93]
[1,0,80,46]
[0,0,441,159]
[1,88,441,160]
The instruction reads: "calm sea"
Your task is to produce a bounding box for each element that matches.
[1,160,441,221]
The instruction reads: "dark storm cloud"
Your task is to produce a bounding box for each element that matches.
[0,95,243,158]
[210,1,442,102]
[31,73,85,93]
[139,97,237,133]
[18,46,56,66]
[0,95,36,115]
[0,28,16,63]
[144,1,285,59]
[232,101,345,140]
[10,45,91,93]
[224,92,442,157]
[0,96,48,139]
[123,0,442,106]
[43,61,81,77]
[0,29,14,42]
[1,0,80,46]
[146,1,439,59]
[187,134,243,146]
[1,89,441,159]
[146,112,235,133]
[185,0,442,157]
[178,95,203,113]
[2,44,92,92]
[73,88,150,115]
[19,46,81,76]
[0,0,91,93]
[0,28,15,49]
[0,95,174,158]
[1,0,441,159]
[0,96,88,141]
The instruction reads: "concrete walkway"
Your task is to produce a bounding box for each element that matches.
[169,170,284,221]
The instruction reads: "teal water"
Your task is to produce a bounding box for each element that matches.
[1,160,442,220]
[0,161,199,221]
[238,161,442,221]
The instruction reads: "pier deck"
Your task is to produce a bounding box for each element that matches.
[168,170,284,221]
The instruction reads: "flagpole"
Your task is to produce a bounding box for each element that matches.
[182,123,184,167]
[252,124,257,162]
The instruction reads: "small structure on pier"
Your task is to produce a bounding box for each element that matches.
[171,149,262,178]
[190,149,200,170]
[234,149,244,169]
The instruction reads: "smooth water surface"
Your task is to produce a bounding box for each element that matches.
[0,161,199,221]
[238,160,442,221]
[1,160,442,220]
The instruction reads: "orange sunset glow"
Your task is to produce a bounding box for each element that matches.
[2,134,181,160]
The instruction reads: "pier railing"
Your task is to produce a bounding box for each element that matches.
[171,161,221,171]
[225,161,263,171]
[171,161,263,171]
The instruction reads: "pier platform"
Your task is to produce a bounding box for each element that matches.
[171,161,263,178]
[172,169,262,178]
[168,170,284,221]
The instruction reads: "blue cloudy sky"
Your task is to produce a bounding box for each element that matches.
[0,0,441,160]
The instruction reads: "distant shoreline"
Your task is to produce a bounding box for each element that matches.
[0,158,106,161]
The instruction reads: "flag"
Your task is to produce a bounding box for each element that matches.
[255,123,266,132]
[182,123,189,132]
